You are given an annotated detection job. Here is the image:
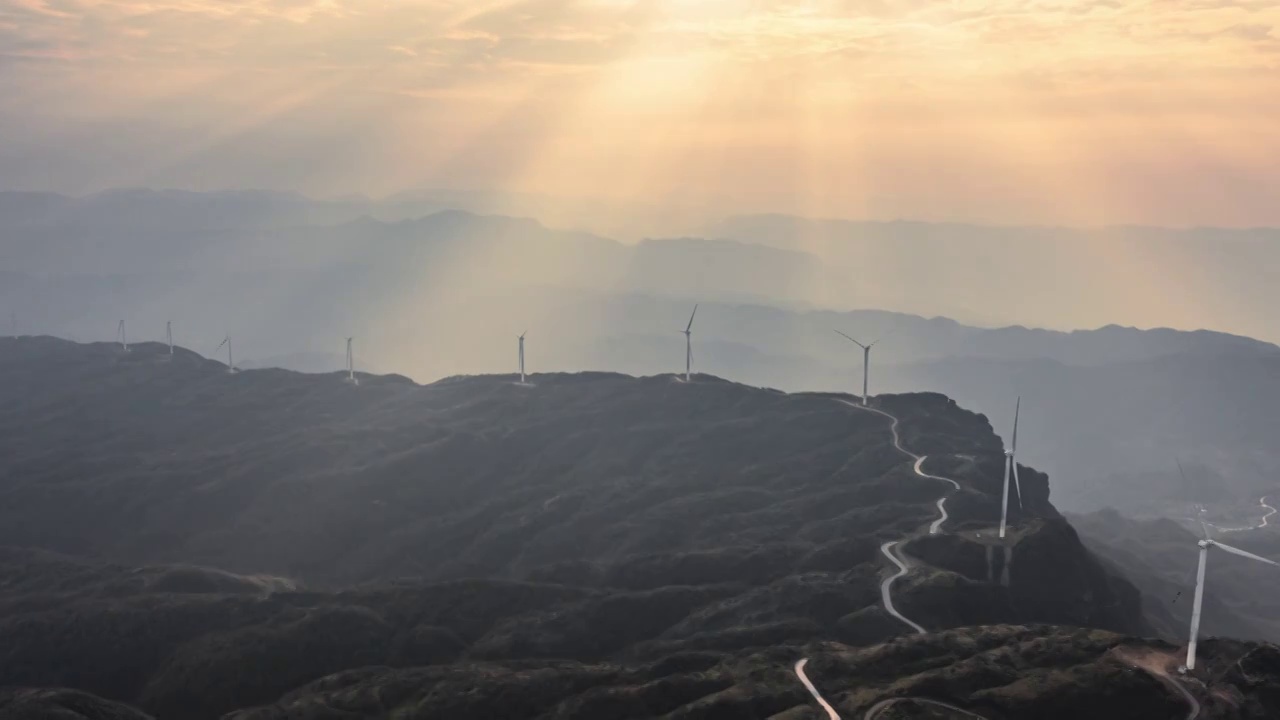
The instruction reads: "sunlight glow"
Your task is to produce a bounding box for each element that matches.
[1,0,1278,225]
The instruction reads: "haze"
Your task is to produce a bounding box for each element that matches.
[3,0,1280,227]
[4,0,1280,520]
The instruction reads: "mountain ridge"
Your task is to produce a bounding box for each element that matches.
[1,336,1231,718]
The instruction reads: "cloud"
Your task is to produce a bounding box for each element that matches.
[0,0,1279,226]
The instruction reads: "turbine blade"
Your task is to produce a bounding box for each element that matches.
[1211,541,1280,566]
[869,324,901,346]
[1000,455,1011,538]
[834,329,867,349]
[686,304,698,332]
[1176,459,1193,490]
[215,336,229,352]
[1011,396,1021,453]
[1012,461,1023,510]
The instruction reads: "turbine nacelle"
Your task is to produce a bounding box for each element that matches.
[1183,517,1279,671]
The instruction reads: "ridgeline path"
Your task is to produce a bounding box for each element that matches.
[794,659,841,720]
[794,398,968,718]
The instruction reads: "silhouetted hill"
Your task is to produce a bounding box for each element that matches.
[0,687,155,720]
[3,549,1274,720]
[216,628,1280,720]
[3,338,1277,719]
[0,338,1062,586]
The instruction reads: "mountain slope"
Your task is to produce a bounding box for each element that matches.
[1070,509,1280,645]
[0,337,1008,585]
[0,337,1197,718]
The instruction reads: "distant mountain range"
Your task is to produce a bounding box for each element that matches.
[6,187,1280,335]
[706,213,1280,334]
[1070,509,1280,646]
[2,337,1276,719]
[4,188,1280,522]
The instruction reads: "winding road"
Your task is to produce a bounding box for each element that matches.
[1114,648,1201,720]
[798,399,1204,720]
[879,540,927,635]
[794,400,968,717]
[1204,495,1278,534]
[864,697,992,719]
[837,399,961,636]
[795,659,841,720]
[837,401,961,538]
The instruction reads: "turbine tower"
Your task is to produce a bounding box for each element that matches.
[117,320,129,352]
[1182,518,1279,672]
[682,305,698,382]
[166,321,174,355]
[834,328,894,406]
[345,337,358,385]
[518,331,527,384]
[216,335,236,373]
[999,396,1023,539]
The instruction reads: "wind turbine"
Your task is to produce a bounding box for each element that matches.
[518,331,527,384]
[834,328,894,405]
[998,396,1023,540]
[117,320,129,352]
[345,337,358,385]
[681,305,697,382]
[1181,515,1279,672]
[166,321,174,355]
[215,335,237,373]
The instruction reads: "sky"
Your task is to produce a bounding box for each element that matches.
[2,0,1280,227]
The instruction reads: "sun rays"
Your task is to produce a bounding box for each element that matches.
[0,0,1278,226]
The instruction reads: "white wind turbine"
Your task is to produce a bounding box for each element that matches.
[215,335,237,373]
[998,396,1023,540]
[681,305,698,382]
[518,331,527,384]
[1181,511,1279,672]
[166,321,174,355]
[117,320,129,352]
[834,328,894,406]
[345,337,358,385]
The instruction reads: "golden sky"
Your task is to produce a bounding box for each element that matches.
[2,0,1279,226]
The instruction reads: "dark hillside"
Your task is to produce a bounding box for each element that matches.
[1,337,1015,588]
[0,337,1258,719]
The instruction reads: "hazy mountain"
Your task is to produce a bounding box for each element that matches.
[5,189,1280,522]
[8,337,1270,718]
[1070,509,1280,646]
[9,188,1280,340]
[706,214,1280,337]
[7,275,1280,519]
